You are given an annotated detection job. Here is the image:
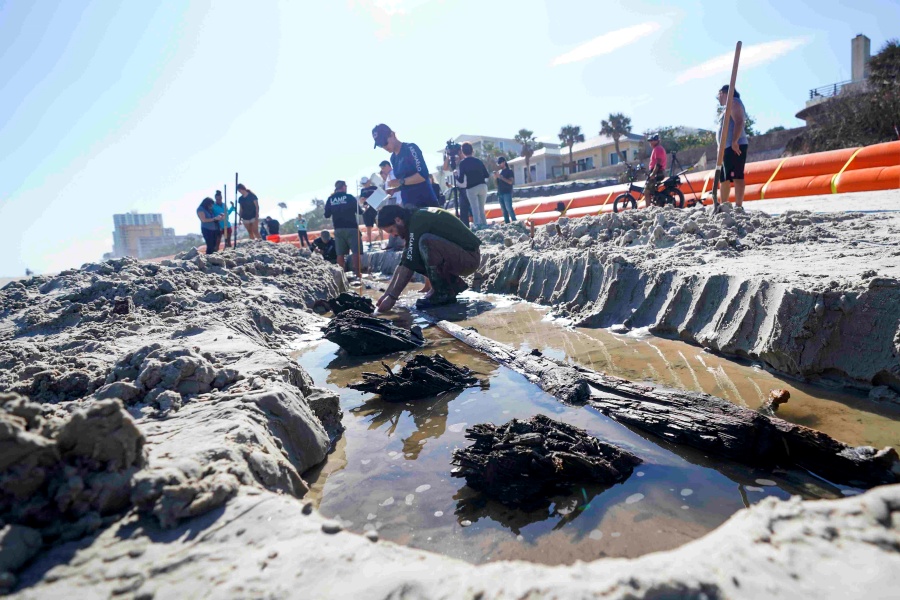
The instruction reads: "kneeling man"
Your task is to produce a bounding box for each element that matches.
[376,205,481,311]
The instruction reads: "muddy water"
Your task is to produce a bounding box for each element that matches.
[447,293,900,449]
[294,299,869,566]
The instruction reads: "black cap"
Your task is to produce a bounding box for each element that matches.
[334,180,346,190]
[372,124,392,148]
[648,133,660,141]
[497,157,507,165]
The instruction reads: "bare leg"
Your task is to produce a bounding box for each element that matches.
[421,277,432,297]
[719,180,732,205]
[734,180,745,207]
[337,255,346,270]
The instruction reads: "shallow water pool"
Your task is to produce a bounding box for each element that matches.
[294,300,867,565]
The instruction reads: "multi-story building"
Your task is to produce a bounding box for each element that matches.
[112,212,165,258]
[507,133,645,184]
[110,212,198,259]
[444,134,526,157]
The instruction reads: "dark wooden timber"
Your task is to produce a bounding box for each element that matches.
[451,414,641,508]
[349,353,482,401]
[327,292,375,315]
[436,320,899,489]
[323,310,424,356]
[313,292,375,316]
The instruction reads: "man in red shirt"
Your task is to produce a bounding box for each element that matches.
[642,133,667,206]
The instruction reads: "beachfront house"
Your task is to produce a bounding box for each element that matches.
[507,133,645,185]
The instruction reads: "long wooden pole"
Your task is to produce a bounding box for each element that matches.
[223,183,227,250]
[234,172,239,247]
[712,41,742,210]
[357,195,364,296]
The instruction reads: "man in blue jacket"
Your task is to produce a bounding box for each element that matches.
[372,124,440,209]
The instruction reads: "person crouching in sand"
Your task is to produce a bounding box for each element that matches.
[375,204,481,311]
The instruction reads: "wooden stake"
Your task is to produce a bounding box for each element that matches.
[712,41,742,210]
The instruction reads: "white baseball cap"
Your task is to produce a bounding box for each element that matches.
[360,176,370,185]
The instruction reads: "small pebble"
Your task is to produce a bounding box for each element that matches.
[301,502,313,515]
[680,488,693,497]
[755,478,777,486]
[460,519,472,527]
[636,471,645,477]
[321,520,343,534]
[365,530,379,543]
[625,493,644,504]
[434,511,444,517]
[589,530,604,540]
[415,484,431,493]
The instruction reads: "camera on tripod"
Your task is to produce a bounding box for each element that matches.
[445,139,462,169]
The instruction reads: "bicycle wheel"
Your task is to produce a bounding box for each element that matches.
[613,193,637,213]
[666,189,685,209]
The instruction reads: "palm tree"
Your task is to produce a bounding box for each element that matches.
[558,125,584,175]
[600,113,632,163]
[515,129,538,183]
[277,201,287,221]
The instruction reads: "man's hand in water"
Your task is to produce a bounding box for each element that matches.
[376,293,396,312]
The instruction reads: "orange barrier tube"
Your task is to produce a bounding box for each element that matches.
[835,165,900,194]
[770,148,857,181]
[844,140,900,171]
[757,175,833,199]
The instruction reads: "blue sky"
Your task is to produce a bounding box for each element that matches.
[1,0,897,276]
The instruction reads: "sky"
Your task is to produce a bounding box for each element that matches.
[1,0,897,276]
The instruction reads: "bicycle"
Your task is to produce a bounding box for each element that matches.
[613,162,686,213]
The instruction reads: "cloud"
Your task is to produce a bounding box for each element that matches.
[551,22,661,67]
[674,38,809,85]
[352,0,436,38]
[355,0,433,17]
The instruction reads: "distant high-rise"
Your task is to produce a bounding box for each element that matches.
[110,212,196,259]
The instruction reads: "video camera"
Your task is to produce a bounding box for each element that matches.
[445,139,462,169]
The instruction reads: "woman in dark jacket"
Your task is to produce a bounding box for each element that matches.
[197,197,223,254]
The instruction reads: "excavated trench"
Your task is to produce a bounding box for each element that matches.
[4,231,900,597]
[293,286,897,566]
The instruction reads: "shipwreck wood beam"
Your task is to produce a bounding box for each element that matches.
[435,320,899,489]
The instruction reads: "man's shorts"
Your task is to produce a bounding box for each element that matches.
[722,144,749,182]
[334,228,361,255]
[363,206,377,228]
[242,218,258,227]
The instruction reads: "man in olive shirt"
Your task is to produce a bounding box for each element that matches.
[375,205,481,310]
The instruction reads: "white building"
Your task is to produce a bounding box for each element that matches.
[443,134,525,157]
[507,133,645,184]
